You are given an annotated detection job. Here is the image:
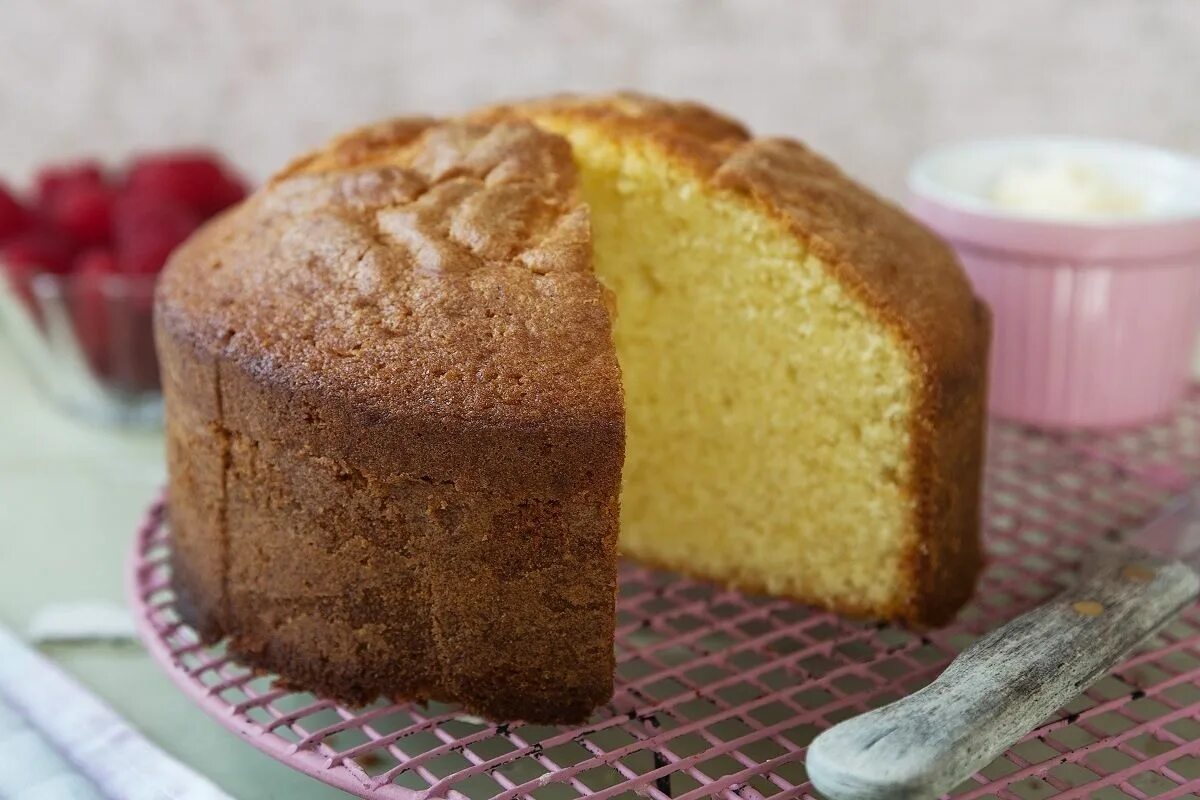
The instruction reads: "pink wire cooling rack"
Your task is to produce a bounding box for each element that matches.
[128,394,1200,800]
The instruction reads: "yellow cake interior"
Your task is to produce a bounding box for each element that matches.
[536,118,921,614]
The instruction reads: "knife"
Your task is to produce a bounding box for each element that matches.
[807,493,1200,800]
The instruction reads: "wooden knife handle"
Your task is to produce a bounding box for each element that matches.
[807,547,1200,800]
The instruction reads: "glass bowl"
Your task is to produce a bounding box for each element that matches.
[0,264,161,426]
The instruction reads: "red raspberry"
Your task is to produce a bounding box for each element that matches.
[114,200,199,275]
[112,189,200,275]
[207,174,248,214]
[1,229,78,274]
[36,161,106,210]
[118,226,195,275]
[81,243,161,392]
[107,278,160,393]
[70,248,118,378]
[126,151,247,216]
[112,190,199,239]
[0,181,33,241]
[47,182,114,245]
[73,247,117,275]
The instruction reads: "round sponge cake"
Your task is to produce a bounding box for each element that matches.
[155,94,989,723]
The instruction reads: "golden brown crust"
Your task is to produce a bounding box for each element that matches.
[159,92,987,730]
[156,116,624,722]
[484,92,988,625]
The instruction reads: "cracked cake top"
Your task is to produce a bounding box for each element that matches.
[155,117,622,430]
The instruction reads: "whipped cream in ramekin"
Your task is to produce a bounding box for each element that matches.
[989,159,1144,218]
[909,136,1200,225]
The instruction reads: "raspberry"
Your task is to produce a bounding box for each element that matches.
[118,227,194,275]
[107,282,160,393]
[112,190,198,239]
[112,190,199,274]
[1,229,77,274]
[70,248,117,377]
[47,182,113,245]
[0,181,33,241]
[208,174,248,214]
[126,151,247,216]
[36,161,106,210]
[114,197,199,275]
[73,247,117,275]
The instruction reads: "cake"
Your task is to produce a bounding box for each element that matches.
[155,93,989,724]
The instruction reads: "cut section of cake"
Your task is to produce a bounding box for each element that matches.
[156,94,989,724]
[493,94,989,626]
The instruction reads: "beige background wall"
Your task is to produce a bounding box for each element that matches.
[1,0,1196,198]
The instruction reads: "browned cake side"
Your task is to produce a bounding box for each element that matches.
[156,118,625,723]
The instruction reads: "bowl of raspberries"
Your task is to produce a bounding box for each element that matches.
[0,152,248,425]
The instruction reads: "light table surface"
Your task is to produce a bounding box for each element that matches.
[0,341,347,799]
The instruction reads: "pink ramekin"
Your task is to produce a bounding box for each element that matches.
[908,137,1200,429]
